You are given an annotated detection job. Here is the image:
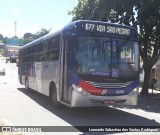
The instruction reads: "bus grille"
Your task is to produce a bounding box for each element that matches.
[90,100,126,105]
[86,81,132,89]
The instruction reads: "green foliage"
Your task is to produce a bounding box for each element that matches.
[33,28,51,39]
[23,33,33,39]
[23,38,34,45]
[69,0,117,21]
[70,0,160,94]
[23,28,51,44]
[0,49,4,55]
[0,34,3,40]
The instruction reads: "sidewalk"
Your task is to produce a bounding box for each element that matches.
[0,118,26,135]
[0,57,26,135]
[137,89,160,113]
[112,88,160,115]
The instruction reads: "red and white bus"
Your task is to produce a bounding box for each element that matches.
[18,20,139,107]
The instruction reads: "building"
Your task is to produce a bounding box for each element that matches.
[3,38,24,63]
[4,37,24,56]
[6,45,21,56]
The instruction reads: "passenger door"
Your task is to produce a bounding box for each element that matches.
[60,38,72,103]
[35,63,42,92]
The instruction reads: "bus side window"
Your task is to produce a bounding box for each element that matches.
[48,49,59,60]
[40,41,48,61]
[48,35,60,60]
[35,43,42,62]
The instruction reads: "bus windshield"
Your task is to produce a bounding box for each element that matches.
[75,36,139,78]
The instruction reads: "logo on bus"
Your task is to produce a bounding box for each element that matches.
[112,69,118,77]
[101,89,110,95]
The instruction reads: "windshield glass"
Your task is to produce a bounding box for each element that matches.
[75,36,139,78]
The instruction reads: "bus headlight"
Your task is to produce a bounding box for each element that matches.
[129,88,139,96]
[133,88,138,92]
[72,84,90,97]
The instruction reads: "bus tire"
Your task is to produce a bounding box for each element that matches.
[50,83,60,107]
[20,75,22,84]
[25,77,30,91]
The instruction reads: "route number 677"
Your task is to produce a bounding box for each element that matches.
[85,23,95,31]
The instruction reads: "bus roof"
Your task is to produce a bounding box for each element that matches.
[21,20,137,50]
[63,20,136,30]
[21,29,62,49]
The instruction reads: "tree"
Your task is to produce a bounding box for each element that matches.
[22,28,51,44]
[23,33,34,44]
[0,34,3,42]
[69,0,160,95]
[68,0,118,21]
[33,28,51,39]
[23,33,33,39]
[0,49,4,55]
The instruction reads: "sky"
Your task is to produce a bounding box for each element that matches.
[0,0,78,38]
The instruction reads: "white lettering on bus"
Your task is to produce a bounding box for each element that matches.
[85,24,130,35]
[116,28,130,35]
[97,25,105,32]
[107,26,130,35]
[107,26,116,33]
[85,23,95,31]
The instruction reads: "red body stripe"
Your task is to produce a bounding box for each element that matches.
[79,80,103,95]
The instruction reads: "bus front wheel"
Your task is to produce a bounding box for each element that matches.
[50,83,60,107]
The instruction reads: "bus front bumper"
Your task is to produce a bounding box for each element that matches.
[71,88,139,107]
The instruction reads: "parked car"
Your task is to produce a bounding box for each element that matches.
[0,66,5,75]
[6,56,18,63]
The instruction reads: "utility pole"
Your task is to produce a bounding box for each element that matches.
[15,21,17,38]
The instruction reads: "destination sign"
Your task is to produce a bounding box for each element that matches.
[85,23,130,35]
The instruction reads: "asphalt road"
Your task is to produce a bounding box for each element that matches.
[0,59,160,135]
